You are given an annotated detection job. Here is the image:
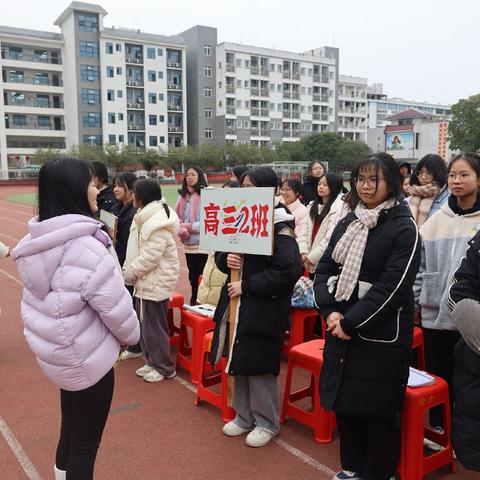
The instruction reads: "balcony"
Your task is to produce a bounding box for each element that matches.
[250,87,260,96]
[260,67,269,77]
[313,74,329,83]
[283,91,292,99]
[167,60,182,69]
[312,112,320,120]
[168,104,182,111]
[3,76,63,87]
[226,106,236,115]
[250,66,259,75]
[128,124,145,131]
[226,127,236,135]
[226,85,236,94]
[5,99,64,109]
[260,88,269,97]
[283,110,292,118]
[126,79,144,87]
[125,57,143,65]
[292,71,300,80]
[167,83,182,90]
[168,125,183,132]
[126,101,145,109]
[282,129,300,138]
[291,92,300,100]
[6,139,66,149]
[7,121,65,130]
[322,113,329,121]
[282,70,291,79]
[226,64,235,73]
[291,111,300,119]
[1,51,62,65]
[250,128,270,137]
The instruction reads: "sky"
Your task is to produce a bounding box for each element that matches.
[0,0,477,105]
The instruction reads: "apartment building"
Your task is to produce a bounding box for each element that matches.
[0,26,66,173]
[338,75,368,142]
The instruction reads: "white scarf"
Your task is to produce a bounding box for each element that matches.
[332,198,396,302]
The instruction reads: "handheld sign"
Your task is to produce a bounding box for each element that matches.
[199,187,275,405]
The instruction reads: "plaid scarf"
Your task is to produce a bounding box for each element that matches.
[408,184,441,227]
[332,199,396,302]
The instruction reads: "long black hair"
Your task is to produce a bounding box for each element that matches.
[178,166,208,197]
[242,166,278,188]
[38,158,95,221]
[350,153,403,207]
[232,165,248,181]
[114,171,137,192]
[91,161,109,186]
[411,154,447,188]
[309,172,345,223]
[134,179,170,217]
[282,178,303,198]
[306,160,325,178]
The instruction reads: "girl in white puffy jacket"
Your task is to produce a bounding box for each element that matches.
[124,179,180,383]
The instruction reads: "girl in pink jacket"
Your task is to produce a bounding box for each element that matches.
[12,158,140,480]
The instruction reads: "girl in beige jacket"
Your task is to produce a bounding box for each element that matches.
[123,179,180,383]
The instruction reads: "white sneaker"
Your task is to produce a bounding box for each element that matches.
[54,465,66,480]
[135,364,154,377]
[245,426,278,447]
[143,369,176,383]
[332,471,361,480]
[423,426,445,451]
[120,350,142,361]
[222,421,253,437]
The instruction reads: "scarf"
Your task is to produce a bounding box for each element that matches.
[332,198,396,302]
[408,183,441,227]
[175,187,201,225]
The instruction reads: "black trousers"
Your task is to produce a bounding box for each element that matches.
[423,327,460,427]
[55,368,114,480]
[185,253,208,305]
[336,413,402,480]
[125,285,141,354]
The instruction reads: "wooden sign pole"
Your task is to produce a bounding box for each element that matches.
[227,267,241,407]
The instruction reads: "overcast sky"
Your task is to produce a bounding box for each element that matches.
[1,0,476,105]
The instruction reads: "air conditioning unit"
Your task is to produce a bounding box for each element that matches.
[133,81,138,86]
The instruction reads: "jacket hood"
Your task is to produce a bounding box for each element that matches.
[12,214,109,299]
[134,200,180,237]
[378,200,414,223]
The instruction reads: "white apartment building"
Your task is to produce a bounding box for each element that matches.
[0,26,67,174]
[338,75,368,142]
[215,43,338,147]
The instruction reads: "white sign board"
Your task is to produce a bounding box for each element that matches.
[199,187,275,256]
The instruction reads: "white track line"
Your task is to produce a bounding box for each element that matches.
[0,206,33,217]
[0,416,43,480]
[0,215,29,227]
[0,200,35,213]
[0,268,22,286]
[0,232,20,242]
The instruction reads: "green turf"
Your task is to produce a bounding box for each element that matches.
[6,185,180,208]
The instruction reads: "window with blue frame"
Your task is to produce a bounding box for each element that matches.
[82,112,101,128]
[117,90,123,98]
[148,93,157,104]
[106,66,114,78]
[116,44,122,52]
[159,136,165,143]
[119,135,124,142]
[108,113,116,124]
[82,135,102,145]
[38,116,51,128]
[36,95,50,107]
[8,47,23,60]
[149,136,158,147]
[149,115,157,125]
[78,14,98,32]
[108,134,116,145]
[12,114,26,126]
[107,90,115,101]
[148,70,156,81]
[9,70,24,83]
[79,41,98,58]
[81,89,100,105]
[116,67,122,75]
[158,93,164,101]
[80,64,99,81]
[157,48,163,56]
[147,47,156,59]
[34,73,49,85]
[105,42,113,54]
[34,50,48,62]
[10,92,25,104]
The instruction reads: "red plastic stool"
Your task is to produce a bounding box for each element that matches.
[168,292,184,346]
[283,308,324,355]
[281,339,335,443]
[194,332,236,422]
[176,309,215,384]
[412,326,426,370]
[398,375,456,479]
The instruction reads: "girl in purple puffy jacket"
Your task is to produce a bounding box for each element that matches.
[12,158,140,480]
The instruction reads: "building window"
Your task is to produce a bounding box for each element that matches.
[203,45,212,56]
[236,59,242,68]
[106,66,114,78]
[244,59,249,68]
[205,108,212,118]
[236,100,242,108]
[116,43,122,52]
[244,80,249,88]
[149,136,158,147]
[148,70,156,81]
[119,135,124,142]
[105,42,113,54]
[34,73,49,85]
[159,115,164,122]
[78,13,98,32]
[117,90,123,98]
[107,90,115,101]
[80,64,99,81]
[236,120,242,128]
[149,115,157,125]
[108,112,116,124]
[108,134,116,144]
[12,114,26,126]
[204,66,212,77]
[9,70,24,83]
[36,94,50,107]
[158,71,163,79]
[244,101,249,108]
[147,47,156,59]
[34,50,48,63]
[204,87,212,98]
[8,47,23,60]
[148,93,157,104]
[118,113,124,121]
[159,136,165,143]
[82,112,101,128]
[116,67,122,75]
[205,129,212,138]
[301,67,306,75]
[301,87,306,94]
[157,48,163,56]
[244,120,250,128]
[79,41,99,58]
[236,79,242,88]
[277,64,282,72]
[81,88,100,105]
[83,134,102,145]
[158,93,164,101]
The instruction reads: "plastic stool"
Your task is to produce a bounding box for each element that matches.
[167,292,184,346]
[176,309,215,384]
[412,326,426,370]
[283,308,323,355]
[281,339,335,443]
[194,332,236,422]
[398,375,456,479]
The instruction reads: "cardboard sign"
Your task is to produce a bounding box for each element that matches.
[199,187,275,256]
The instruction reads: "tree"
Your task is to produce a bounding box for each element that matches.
[33,147,64,164]
[448,94,480,152]
[138,148,166,173]
[67,143,105,162]
[335,140,371,172]
[300,132,344,165]
[195,143,225,169]
[274,141,306,163]
[166,146,196,170]
[225,144,262,166]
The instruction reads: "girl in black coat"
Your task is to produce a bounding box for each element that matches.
[449,228,480,472]
[313,153,420,480]
[302,160,325,205]
[210,167,302,448]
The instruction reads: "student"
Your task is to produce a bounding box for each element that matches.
[297,173,345,275]
[175,166,208,304]
[210,167,302,448]
[231,165,248,182]
[111,172,142,361]
[402,175,411,197]
[91,161,116,213]
[407,154,448,227]
[11,158,140,480]
[302,160,325,205]
[0,241,9,257]
[123,179,180,383]
[414,153,480,441]
[448,228,480,472]
[398,161,411,177]
[281,178,308,237]
[313,153,420,480]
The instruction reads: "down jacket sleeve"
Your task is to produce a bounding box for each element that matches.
[297,205,313,255]
[340,219,420,336]
[82,252,140,346]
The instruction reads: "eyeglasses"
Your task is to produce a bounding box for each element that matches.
[447,173,473,181]
[354,176,385,187]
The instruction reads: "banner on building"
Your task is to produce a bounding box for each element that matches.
[385,132,414,158]
[199,187,275,255]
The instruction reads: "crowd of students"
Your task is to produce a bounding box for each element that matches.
[3,151,480,479]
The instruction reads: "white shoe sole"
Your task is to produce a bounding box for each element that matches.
[222,423,253,437]
[143,371,177,383]
[245,431,278,447]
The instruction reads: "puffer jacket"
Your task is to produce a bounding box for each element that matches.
[297,195,345,273]
[197,252,227,306]
[11,214,140,392]
[123,200,180,302]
